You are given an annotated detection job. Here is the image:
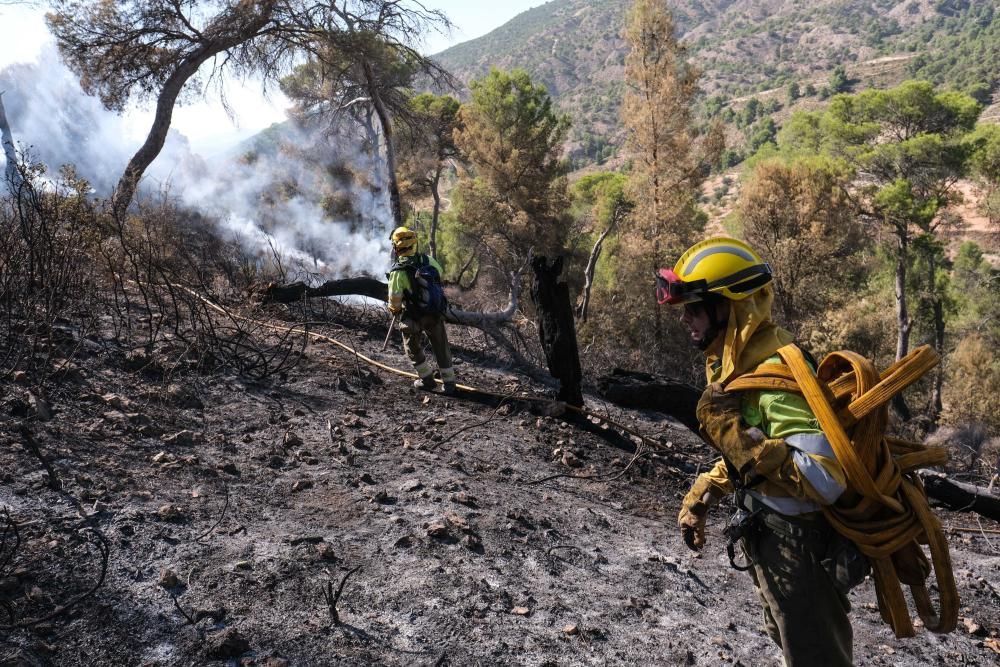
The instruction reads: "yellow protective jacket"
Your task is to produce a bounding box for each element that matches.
[387,254,444,315]
[684,286,847,516]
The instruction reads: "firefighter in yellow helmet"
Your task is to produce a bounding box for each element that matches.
[387,227,456,395]
[657,237,864,666]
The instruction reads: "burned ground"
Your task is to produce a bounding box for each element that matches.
[1,305,999,666]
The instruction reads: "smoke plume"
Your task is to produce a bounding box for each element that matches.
[1,45,394,279]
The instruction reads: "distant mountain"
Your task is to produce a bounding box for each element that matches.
[434,0,1000,167]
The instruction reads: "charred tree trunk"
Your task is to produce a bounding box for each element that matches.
[922,473,1000,522]
[530,256,583,407]
[596,369,701,433]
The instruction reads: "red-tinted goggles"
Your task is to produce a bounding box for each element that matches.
[656,268,703,305]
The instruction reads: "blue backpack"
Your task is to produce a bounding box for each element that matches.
[390,254,447,315]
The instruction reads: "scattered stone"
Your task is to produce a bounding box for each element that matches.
[426,521,451,539]
[451,492,478,507]
[400,479,424,493]
[262,657,291,667]
[563,624,579,635]
[561,451,583,468]
[400,464,416,474]
[205,628,249,659]
[152,451,174,464]
[157,505,183,521]
[394,535,414,549]
[445,512,469,531]
[315,543,337,562]
[234,560,252,571]
[433,417,447,425]
[289,535,325,546]
[158,569,179,588]
[963,617,987,637]
[267,456,285,469]
[461,534,482,552]
[291,479,313,493]
[219,462,240,475]
[351,436,369,450]
[282,431,303,449]
[358,473,376,485]
[511,607,531,616]
[12,370,27,384]
[293,408,306,417]
[194,607,226,623]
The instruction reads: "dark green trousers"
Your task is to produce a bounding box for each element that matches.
[400,313,454,382]
[744,515,853,666]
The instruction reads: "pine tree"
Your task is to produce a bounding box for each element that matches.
[608,0,720,371]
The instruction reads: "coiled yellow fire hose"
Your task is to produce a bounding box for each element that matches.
[727,344,957,638]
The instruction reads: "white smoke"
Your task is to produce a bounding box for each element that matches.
[1,46,395,279]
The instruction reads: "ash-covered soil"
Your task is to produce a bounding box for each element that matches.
[1,308,999,666]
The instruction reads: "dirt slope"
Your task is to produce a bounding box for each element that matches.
[1,306,999,666]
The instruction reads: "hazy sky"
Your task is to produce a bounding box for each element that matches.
[0,1,546,156]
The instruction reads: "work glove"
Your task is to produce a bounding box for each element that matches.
[696,382,789,478]
[677,473,722,551]
[678,502,707,551]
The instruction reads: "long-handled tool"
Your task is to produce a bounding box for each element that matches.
[381,313,398,351]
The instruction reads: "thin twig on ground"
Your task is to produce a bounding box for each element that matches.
[429,393,517,451]
[527,446,650,485]
[171,594,196,625]
[323,565,362,626]
[0,528,110,630]
[17,425,61,490]
[195,485,230,542]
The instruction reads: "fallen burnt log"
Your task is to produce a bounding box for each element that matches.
[921,474,1000,522]
[264,278,387,303]
[597,369,701,433]
[262,273,520,329]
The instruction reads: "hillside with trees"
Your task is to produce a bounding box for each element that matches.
[436,0,1000,167]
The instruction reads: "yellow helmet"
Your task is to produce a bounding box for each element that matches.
[656,237,771,305]
[390,226,417,256]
